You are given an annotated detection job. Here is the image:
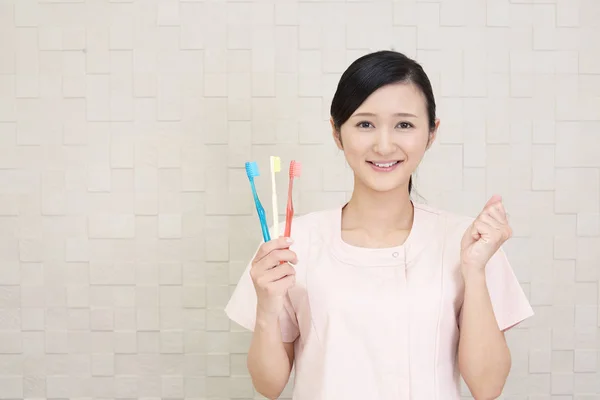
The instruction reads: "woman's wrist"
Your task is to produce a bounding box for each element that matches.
[255,309,281,331]
[461,266,487,285]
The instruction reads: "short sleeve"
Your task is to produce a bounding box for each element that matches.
[485,247,534,331]
[224,245,300,343]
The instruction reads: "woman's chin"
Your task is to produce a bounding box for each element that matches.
[358,176,410,194]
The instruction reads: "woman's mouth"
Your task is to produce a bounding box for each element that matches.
[367,160,402,172]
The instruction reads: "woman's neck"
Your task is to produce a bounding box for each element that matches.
[342,183,414,244]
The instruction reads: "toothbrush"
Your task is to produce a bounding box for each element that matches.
[270,156,281,238]
[245,161,271,243]
[284,160,302,238]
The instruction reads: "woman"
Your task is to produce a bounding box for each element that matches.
[225,50,534,400]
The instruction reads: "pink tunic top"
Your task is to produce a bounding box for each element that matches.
[225,202,534,399]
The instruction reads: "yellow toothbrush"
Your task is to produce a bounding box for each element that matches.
[270,156,281,237]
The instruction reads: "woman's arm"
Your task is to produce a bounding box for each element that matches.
[458,269,511,400]
[247,314,295,400]
[245,237,298,399]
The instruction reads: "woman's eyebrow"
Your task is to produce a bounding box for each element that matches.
[352,112,418,118]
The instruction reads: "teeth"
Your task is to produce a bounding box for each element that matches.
[373,161,398,168]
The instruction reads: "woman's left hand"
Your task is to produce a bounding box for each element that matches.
[460,194,512,275]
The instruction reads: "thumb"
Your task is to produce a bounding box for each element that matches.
[484,194,502,208]
[462,221,479,248]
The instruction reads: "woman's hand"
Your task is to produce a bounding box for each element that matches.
[250,236,297,323]
[460,195,512,276]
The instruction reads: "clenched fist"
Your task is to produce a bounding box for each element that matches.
[250,236,298,323]
[460,195,513,276]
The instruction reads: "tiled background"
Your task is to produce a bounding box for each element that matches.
[0,0,599,399]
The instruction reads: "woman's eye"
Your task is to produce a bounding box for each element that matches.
[357,121,373,129]
[355,121,412,129]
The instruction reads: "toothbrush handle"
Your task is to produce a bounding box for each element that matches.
[278,179,294,266]
[284,179,294,237]
[257,203,271,243]
[250,179,271,243]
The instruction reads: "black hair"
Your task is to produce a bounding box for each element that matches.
[330,50,437,194]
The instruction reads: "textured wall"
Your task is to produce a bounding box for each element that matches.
[0,0,599,399]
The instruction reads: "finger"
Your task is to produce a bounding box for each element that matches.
[257,249,298,271]
[255,263,295,287]
[263,263,296,282]
[489,208,513,239]
[479,213,502,231]
[484,201,511,229]
[253,236,294,264]
[265,249,298,268]
[486,203,507,224]
[477,214,512,241]
[479,206,508,226]
[473,219,495,242]
[270,274,296,291]
[470,222,481,241]
[483,194,502,209]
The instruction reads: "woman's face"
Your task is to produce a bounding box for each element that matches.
[332,82,439,194]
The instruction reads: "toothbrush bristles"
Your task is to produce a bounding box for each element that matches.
[245,161,260,178]
[271,156,281,173]
[289,160,302,178]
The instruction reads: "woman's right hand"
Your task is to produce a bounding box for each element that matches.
[250,236,298,323]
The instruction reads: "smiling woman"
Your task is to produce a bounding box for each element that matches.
[225,50,533,400]
[331,82,436,194]
[330,51,439,195]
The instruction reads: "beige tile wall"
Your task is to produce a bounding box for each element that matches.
[0,0,599,398]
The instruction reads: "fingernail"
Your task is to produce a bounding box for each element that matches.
[286,237,293,243]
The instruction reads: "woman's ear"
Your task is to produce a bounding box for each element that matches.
[330,118,343,150]
[426,118,441,150]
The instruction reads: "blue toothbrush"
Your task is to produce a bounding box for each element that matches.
[245,161,271,243]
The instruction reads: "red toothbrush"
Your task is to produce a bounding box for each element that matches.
[284,160,301,238]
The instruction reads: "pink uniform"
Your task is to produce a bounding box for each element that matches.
[225,202,534,399]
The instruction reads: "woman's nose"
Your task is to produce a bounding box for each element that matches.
[373,129,394,155]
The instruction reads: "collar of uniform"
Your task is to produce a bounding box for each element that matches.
[328,202,442,268]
